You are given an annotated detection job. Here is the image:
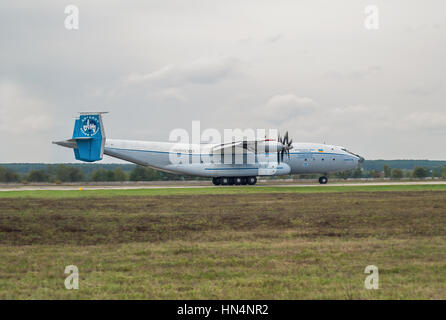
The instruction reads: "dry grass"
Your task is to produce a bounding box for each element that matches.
[0,190,445,299]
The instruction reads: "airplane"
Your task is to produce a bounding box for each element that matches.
[53,112,364,185]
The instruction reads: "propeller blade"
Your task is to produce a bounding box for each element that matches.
[276,130,293,163]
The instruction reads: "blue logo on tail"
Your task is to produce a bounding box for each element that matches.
[80,115,100,137]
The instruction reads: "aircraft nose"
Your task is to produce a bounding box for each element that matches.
[355,155,365,169]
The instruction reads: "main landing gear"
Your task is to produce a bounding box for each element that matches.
[318,176,328,184]
[212,177,257,186]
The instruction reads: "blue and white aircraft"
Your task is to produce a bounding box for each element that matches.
[54,113,364,185]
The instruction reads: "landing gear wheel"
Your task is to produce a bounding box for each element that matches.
[247,176,257,185]
[221,177,229,185]
[212,177,222,186]
[319,176,328,184]
[235,177,242,185]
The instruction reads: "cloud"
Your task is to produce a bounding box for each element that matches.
[0,82,52,135]
[158,88,189,103]
[123,56,242,88]
[333,105,369,114]
[401,112,446,131]
[257,94,316,125]
[266,33,284,43]
[265,94,316,115]
[324,66,382,81]
[405,81,443,96]
[328,104,394,134]
[1,1,445,160]
[404,23,441,33]
[0,81,55,162]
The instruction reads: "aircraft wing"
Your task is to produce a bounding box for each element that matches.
[211,140,259,154]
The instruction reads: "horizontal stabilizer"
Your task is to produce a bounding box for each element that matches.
[52,140,78,149]
[70,137,92,140]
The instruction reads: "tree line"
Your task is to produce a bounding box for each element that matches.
[332,165,446,180]
[0,164,199,183]
[1,163,445,183]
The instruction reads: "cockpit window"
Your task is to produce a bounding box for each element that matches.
[341,147,362,159]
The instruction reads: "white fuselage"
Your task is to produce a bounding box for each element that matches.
[103,139,361,177]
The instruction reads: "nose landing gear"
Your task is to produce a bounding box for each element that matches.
[318,176,328,184]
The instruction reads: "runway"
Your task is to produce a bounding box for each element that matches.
[1,181,446,191]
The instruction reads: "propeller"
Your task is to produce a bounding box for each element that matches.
[277,131,293,163]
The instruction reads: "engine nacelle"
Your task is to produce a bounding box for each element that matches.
[262,141,283,153]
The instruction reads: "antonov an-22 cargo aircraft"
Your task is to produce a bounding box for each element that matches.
[54,112,364,185]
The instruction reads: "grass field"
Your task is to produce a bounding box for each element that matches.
[0,184,445,299]
[1,183,446,198]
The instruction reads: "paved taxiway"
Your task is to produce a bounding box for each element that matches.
[1,181,446,191]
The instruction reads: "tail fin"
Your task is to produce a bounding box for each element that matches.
[71,112,107,162]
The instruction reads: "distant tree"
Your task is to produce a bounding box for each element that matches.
[412,167,428,179]
[27,170,49,182]
[383,165,392,178]
[106,170,115,181]
[130,166,148,181]
[56,165,84,182]
[91,168,108,182]
[56,165,70,182]
[0,166,19,183]
[129,166,166,181]
[147,168,165,180]
[405,170,412,178]
[336,170,351,180]
[442,167,446,179]
[68,167,84,182]
[352,168,363,178]
[431,167,442,178]
[391,168,403,179]
[370,169,382,178]
[113,167,127,181]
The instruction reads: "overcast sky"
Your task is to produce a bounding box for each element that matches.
[1,0,445,162]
